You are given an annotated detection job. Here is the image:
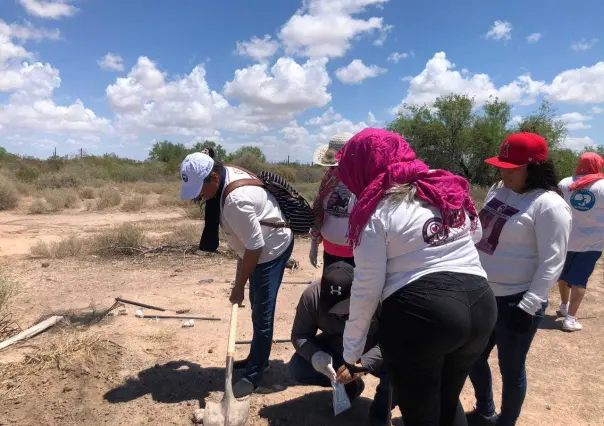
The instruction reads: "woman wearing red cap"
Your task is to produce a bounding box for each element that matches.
[467,133,572,426]
[557,152,604,332]
[336,128,496,426]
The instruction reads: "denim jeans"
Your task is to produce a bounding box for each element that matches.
[379,272,497,426]
[244,240,294,387]
[288,334,392,419]
[469,292,547,426]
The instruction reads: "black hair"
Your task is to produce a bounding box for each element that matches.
[203,159,224,183]
[206,147,215,159]
[525,159,562,196]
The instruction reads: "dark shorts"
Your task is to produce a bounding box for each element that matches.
[560,251,602,288]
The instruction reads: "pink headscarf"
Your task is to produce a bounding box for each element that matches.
[570,152,604,190]
[337,128,478,247]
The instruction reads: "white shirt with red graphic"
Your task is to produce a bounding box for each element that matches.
[476,184,571,314]
[343,195,485,365]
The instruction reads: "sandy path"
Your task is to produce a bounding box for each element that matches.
[0,210,183,256]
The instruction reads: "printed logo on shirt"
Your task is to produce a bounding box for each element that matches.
[325,183,353,218]
[422,209,468,246]
[475,198,520,255]
[181,173,188,183]
[570,189,596,211]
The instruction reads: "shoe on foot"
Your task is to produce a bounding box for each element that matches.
[344,378,365,401]
[562,316,583,332]
[558,303,569,317]
[232,378,257,399]
[232,358,271,373]
[466,409,498,426]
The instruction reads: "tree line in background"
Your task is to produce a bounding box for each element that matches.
[388,94,601,185]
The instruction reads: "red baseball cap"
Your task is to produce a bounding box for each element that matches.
[485,132,549,169]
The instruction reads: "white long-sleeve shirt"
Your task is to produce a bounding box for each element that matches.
[343,196,486,365]
[559,177,604,252]
[476,184,571,314]
[220,167,293,264]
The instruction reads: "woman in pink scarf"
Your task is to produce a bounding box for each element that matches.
[557,152,604,331]
[335,128,496,426]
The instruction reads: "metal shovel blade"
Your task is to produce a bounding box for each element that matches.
[203,304,250,426]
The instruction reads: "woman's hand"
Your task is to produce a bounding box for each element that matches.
[336,363,365,384]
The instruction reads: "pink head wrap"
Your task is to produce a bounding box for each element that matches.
[336,128,478,247]
[570,152,604,190]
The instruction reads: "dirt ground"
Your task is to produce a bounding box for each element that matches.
[0,209,603,426]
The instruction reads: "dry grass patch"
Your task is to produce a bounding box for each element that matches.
[23,329,108,373]
[96,187,121,210]
[162,223,201,246]
[28,198,48,215]
[120,195,146,212]
[45,189,79,212]
[158,194,188,207]
[0,178,19,211]
[92,223,146,256]
[29,235,85,259]
[0,268,19,340]
[186,203,204,220]
[78,187,96,199]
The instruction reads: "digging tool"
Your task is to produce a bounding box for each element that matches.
[386,384,393,426]
[144,315,220,321]
[115,297,166,312]
[235,338,289,345]
[203,303,250,426]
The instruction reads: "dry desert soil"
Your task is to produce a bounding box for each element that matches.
[0,207,603,426]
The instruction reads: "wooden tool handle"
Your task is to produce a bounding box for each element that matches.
[226,303,239,357]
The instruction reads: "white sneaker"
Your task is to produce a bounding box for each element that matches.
[558,303,569,317]
[562,316,583,332]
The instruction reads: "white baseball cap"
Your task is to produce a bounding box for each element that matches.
[179,152,215,200]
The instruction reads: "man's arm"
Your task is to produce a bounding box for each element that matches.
[291,288,322,361]
[359,344,383,373]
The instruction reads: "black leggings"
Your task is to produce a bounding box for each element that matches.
[322,251,355,273]
[379,272,497,426]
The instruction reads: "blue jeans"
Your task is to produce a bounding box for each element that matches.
[469,292,547,426]
[288,336,392,419]
[244,240,294,387]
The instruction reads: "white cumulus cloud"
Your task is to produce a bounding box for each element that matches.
[591,106,604,114]
[387,50,414,63]
[564,136,595,151]
[306,107,343,126]
[559,112,593,130]
[526,33,542,44]
[335,59,386,84]
[572,38,598,52]
[17,0,78,19]
[235,35,279,62]
[544,61,604,103]
[373,24,393,46]
[485,20,512,41]
[278,0,389,58]
[392,52,544,112]
[97,53,124,72]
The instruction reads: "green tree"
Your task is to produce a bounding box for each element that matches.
[148,141,190,163]
[190,140,227,161]
[515,101,566,149]
[227,146,267,163]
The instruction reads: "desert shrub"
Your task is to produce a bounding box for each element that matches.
[79,187,96,199]
[230,154,266,174]
[0,178,19,210]
[96,188,122,210]
[46,190,79,212]
[14,181,35,196]
[34,172,83,190]
[92,223,146,255]
[186,203,204,220]
[158,194,188,207]
[295,166,325,183]
[0,269,16,313]
[295,182,320,203]
[28,199,49,214]
[29,235,85,258]
[121,195,146,212]
[164,224,201,245]
[15,166,40,182]
[30,240,52,257]
[271,165,297,183]
[471,186,489,210]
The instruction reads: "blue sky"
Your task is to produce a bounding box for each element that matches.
[1,0,603,162]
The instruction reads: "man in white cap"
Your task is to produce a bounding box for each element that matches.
[180,152,294,398]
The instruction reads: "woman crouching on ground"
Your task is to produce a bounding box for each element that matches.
[467,133,571,426]
[336,128,497,426]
